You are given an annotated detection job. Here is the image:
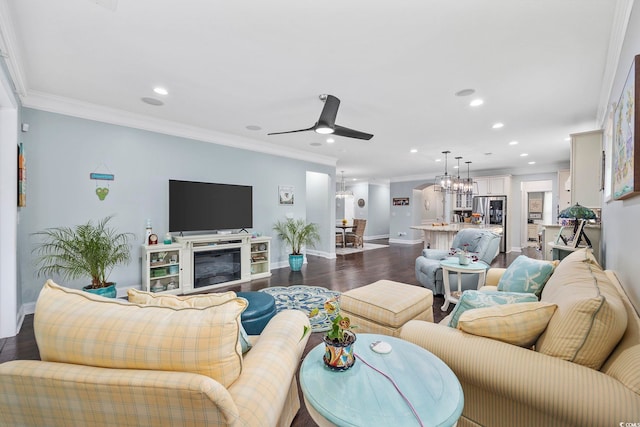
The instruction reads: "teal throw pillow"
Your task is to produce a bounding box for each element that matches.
[448,290,538,328]
[497,255,556,297]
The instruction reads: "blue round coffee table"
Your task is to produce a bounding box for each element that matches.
[300,333,463,426]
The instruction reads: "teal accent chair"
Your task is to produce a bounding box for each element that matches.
[415,229,501,295]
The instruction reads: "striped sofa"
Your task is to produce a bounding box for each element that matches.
[401,249,640,426]
[0,281,310,427]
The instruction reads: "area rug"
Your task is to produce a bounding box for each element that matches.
[258,285,341,332]
[336,242,389,255]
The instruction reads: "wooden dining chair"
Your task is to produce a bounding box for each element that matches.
[346,219,366,248]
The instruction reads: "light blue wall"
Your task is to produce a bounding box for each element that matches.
[390,179,425,241]
[367,183,391,238]
[17,108,334,303]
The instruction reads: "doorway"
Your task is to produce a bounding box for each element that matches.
[521,180,553,249]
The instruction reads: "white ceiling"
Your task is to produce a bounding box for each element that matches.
[0,0,625,183]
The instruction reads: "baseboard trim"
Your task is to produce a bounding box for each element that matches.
[388,238,422,245]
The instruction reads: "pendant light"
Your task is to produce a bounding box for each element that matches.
[462,161,475,195]
[452,156,464,193]
[335,171,353,198]
[434,151,453,192]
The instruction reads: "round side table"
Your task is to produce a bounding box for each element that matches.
[439,257,488,311]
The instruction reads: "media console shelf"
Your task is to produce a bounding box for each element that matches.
[142,243,184,295]
[169,233,271,294]
[250,237,272,279]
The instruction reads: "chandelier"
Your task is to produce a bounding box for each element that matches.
[434,151,453,192]
[435,152,475,194]
[335,171,353,198]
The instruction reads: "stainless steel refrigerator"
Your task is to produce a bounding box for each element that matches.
[472,196,507,253]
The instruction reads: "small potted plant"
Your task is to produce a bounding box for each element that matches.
[33,215,134,298]
[272,218,320,271]
[311,297,357,370]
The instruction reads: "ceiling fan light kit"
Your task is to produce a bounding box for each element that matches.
[268,94,373,141]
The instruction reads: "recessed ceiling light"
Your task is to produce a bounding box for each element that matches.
[153,87,168,96]
[509,141,519,145]
[310,142,322,147]
[528,161,536,165]
[141,97,163,106]
[470,99,484,107]
[352,178,357,181]
[435,158,442,162]
[564,137,571,141]
[455,88,475,97]
[492,123,504,129]
[327,138,335,144]
[246,125,261,131]
[410,149,418,153]
[520,153,529,157]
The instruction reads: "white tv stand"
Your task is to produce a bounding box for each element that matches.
[172,233,271,294]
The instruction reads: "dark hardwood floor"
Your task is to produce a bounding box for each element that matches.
[0,240,540,426]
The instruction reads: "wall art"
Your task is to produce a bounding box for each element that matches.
[278,185,294,205]
[612,55,640,200]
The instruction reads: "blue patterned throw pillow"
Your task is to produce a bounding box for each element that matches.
[448,290,538,328]
[497,255,556,297]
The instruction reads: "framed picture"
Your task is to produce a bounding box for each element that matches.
[528,197,543,213]
[17,143,26,207]
[570,220,587,248]
[612,55,640,200]
[603,105,614,202]
[278,185,294,205]
[392,197,409,206]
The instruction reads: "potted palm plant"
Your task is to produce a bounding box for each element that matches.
[272,218,320,271]
[33,215,134,298]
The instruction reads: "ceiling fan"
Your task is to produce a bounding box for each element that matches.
[268,94,374,141]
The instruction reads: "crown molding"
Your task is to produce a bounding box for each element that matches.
[597,0,635,125]
[0,0,27,97]
[21,90,337,167]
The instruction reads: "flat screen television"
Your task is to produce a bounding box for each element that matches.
[169,180,253,232]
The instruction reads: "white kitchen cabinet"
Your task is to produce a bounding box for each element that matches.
[570,130,602,209]
[474,175,511,196]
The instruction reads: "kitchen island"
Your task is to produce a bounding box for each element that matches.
[411,224,503,250]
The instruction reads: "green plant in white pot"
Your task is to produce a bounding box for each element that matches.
[33,215,134,298]
[272,218,320,271]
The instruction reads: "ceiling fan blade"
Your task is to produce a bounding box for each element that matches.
[267,125,316,136]
[333,124,374,141]
[317,95,340,128]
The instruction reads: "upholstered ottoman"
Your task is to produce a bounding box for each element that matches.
[236,291,277,335]
[340,280,434,337]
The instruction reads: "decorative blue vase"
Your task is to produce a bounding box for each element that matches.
[289,254,304,271]
[82,283,117,298]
